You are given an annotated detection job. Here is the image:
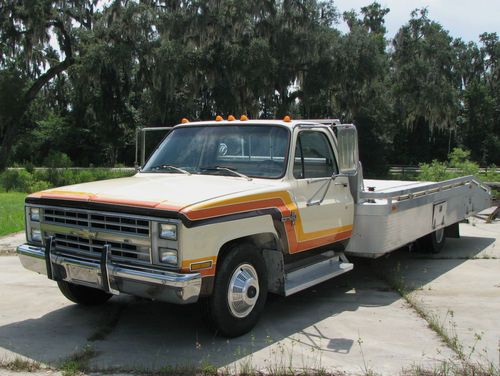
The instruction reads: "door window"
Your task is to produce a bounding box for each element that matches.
[293,131,337,179]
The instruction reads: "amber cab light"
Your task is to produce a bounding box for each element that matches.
[283,115,292,122]
[227,115,236,121]
[215,115,223,121]
[181,118,189,124]
[240,115,248,121]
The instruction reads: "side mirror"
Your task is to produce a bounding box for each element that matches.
[336,125,359,175]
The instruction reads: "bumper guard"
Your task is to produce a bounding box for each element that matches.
[17,243,201,304]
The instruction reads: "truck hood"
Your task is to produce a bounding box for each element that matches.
[29,173,278,212]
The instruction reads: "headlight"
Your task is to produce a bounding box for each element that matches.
[30,207,40,222]
[31,229,42,243]
[159,223,177,240]
[159,248,178,265]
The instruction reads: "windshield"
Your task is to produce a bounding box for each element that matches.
[142,125,290,178]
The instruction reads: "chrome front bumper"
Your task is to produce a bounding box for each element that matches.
[17,244,201,304]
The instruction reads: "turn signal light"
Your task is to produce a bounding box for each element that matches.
[240,115,248,121]
[215,115,223,121]
[227,115,236,121]
[181,118,189,124]
[283,115,292,122]
[191,260,213,271]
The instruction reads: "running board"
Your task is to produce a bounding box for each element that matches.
[284,254,353,296]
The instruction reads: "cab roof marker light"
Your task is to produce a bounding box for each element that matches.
[215,115,223,121]
[227,115,236,121]
[283,115,292,122]
[240,115,248,121]
[181,118,189,124]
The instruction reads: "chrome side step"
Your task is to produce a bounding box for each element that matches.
[284,253,353,296]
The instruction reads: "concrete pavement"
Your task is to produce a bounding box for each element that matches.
[0,233,24,256]
[0,219,499,375]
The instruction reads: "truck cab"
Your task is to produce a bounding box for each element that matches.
[17,117,491,337]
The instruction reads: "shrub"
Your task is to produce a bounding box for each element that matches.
[418,160,452,182]
[1,167,134,193]
[28,180,51,193]
[448,148,479,176]
[43,151,73,168]
[418,148,480,182]
[0,169,35,192]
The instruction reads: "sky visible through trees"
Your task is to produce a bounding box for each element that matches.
[0,0,499,175]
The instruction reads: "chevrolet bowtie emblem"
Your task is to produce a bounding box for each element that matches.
[72,229,98,239]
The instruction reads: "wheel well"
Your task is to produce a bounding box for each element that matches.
[217,233,280,263]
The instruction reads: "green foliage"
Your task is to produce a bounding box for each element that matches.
[43,151,73,168]
[0,168,134,193]
[0,192,26,236]
[418,160,453,182]
[448,148,480,176]
[0,169,36,192]
[418,148,480,181]
[1,1,499,171]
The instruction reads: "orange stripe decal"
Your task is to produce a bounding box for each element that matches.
[182,191,352,253]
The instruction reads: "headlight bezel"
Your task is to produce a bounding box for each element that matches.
[153,219,181,268]
[158,248,178,265]
[25,205,43,245]
[29,207,40,222]
[158,223,177,240]
[30,228,42,243]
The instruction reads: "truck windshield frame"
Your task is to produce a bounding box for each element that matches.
[141,124,291,179]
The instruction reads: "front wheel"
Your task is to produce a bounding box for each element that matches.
[207,243,268,337]
[57,281,112,306]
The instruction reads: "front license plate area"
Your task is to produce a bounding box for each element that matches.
[66,264,102,288]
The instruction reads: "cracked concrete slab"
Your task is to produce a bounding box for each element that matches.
[381,220,500,367]
[0,220,498,375]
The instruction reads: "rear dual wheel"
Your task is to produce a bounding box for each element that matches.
[207,243,268,337]
[417,228,446,254]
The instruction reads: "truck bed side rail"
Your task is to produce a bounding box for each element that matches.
[360,176,491,205]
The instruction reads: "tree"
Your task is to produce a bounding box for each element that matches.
[0,0,96,170]
[391,8,460,164]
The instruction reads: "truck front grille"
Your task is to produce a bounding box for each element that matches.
[53,233,151,266]
[41,207,152,266]
[44,208,150,236]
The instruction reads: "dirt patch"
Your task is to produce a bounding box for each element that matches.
[0,231,25,255]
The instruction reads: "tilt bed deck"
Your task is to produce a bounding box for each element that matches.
[345,176,492,258]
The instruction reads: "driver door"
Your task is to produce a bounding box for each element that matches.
[290,129,354,253]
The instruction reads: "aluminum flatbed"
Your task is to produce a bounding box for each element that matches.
[345,176,492,257]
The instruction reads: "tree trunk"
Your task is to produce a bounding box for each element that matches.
[0,113,25,171]
[0,57,74,172]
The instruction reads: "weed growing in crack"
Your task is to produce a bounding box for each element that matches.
[60,344,96,376]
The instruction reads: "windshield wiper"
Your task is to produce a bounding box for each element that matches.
[200,166,252,181]
[150,165,191,175]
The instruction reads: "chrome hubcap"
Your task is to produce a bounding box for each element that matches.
[435,228,445,243]
[227,263,259,318]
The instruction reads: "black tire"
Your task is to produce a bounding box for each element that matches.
[417,228,446,254]
[57,281,112,306]
[207,243,268,337]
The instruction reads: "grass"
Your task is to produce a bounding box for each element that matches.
[0,191,26,236]
[381,265,464,358]
[60,345,97,376]
[0,357,41,372]
[381,264,500,376]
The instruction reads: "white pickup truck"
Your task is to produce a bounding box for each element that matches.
[18,117,491,337]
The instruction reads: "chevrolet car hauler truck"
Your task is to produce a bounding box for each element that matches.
[17,118,491,337]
